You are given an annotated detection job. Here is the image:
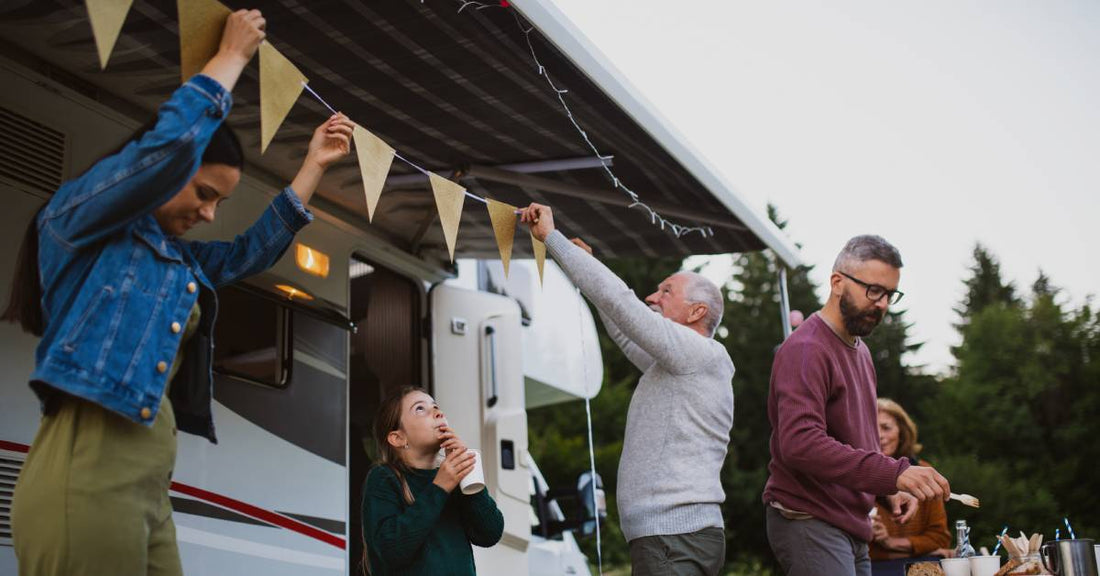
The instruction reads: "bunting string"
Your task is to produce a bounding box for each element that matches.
[304,80,520,214]
[86,0,711,277]
[301,75,534,270]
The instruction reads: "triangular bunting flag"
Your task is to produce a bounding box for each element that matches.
[531,231,546,287]
[352,124,395,222]
[486,199,518,277]
[86,0,133,69]
[178,0,231,83]
[429,173,466,262]
[259,42,307,154]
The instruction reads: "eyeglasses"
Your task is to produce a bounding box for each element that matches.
[837,271,904,305]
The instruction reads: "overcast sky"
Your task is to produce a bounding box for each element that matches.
[550,0,1099,373]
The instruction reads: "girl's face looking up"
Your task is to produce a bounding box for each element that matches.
[389,390,447,453]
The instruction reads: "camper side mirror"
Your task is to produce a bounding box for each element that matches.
[575,471,607,538]
[542,471,607,539]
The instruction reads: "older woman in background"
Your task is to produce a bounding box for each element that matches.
[870,399,953,564]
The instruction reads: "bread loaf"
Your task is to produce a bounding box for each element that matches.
[907,562,946,576]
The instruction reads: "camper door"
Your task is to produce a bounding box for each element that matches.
[430,284,531,574]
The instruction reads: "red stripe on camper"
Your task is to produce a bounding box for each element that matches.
[0,440,30,453]
[170,481,346,549]
[2,438,343,550]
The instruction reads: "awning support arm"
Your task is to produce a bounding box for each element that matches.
[778,265,792,340]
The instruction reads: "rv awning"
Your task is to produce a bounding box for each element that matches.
[0,0,802,267]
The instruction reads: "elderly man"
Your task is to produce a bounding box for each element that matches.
[522,204,733,576]
[763,235,952,576]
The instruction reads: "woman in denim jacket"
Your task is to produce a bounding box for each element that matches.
[2,10,354,576]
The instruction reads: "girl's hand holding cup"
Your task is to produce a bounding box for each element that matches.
[433,447,477,493]
[438,425,467,455]
[436,425,486,495]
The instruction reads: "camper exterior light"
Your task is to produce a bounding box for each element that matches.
[275,284,314,301]
[295,243,330,278]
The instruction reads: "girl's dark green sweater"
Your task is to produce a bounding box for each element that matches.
[362,465,505,575]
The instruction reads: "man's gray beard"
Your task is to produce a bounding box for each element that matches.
[839,292,884,337]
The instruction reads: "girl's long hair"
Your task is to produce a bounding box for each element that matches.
[361,386,427,575]
[1,121,242,336]
[374,386,425,505]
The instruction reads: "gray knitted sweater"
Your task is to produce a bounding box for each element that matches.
[545,231,735,541]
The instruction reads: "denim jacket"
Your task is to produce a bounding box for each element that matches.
[31,75,312,442]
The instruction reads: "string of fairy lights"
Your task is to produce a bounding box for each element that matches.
[428,0,716,238]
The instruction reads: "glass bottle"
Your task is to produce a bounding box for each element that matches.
[955,520,976,558]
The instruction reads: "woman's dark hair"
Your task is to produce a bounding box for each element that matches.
[2,121,243,336]
[1,204,46,336]
[203,122,245,171]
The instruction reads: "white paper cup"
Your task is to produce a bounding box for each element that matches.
[459,449,485,495]
[940,557,971,576]
[969,555,1000,576]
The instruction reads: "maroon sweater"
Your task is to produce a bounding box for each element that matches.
[762,313,910,542]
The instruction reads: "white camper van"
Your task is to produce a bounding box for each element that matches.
[0,1,802,574]
[0,54,603,575]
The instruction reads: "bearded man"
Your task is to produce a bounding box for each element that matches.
[762,235,952,576]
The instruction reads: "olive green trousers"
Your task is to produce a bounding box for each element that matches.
[12,394,182,576]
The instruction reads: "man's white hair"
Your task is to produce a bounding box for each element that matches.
[677,272,724,337]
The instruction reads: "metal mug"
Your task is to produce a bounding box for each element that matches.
[1041,539,1098,576]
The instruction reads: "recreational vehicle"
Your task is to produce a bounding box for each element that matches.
[0,1,802,574]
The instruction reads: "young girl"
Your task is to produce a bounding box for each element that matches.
[362,387,504,575]
[3,9,354,576]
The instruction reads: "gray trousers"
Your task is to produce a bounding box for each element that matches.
[629,527,725,576]
[766,505,871,576]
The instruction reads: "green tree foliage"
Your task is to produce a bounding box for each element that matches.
[719,206,820,568]
[925,251,1100,546]
[955,244,1019,329]
[528,221,1099,572]
[866,310,937,420]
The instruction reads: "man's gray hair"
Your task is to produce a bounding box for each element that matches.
[833,235,904,271]
[679,272,724,337]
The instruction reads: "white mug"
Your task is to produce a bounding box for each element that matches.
[940,557,971,576]
[459,449,485,495]
[969,555,1000,576]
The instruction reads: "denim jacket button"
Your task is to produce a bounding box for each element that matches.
[140,407,152,420]
[187,282,197,294]
[208,105,222,118]
[156,361,168,373]
[171,322,181,334]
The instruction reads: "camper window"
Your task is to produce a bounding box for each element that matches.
[213,286,292,388]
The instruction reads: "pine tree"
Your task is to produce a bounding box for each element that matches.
[956,244,1019,327]
[719,205,819,567]
[926,251,1100,545]
[864,309,934,418]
